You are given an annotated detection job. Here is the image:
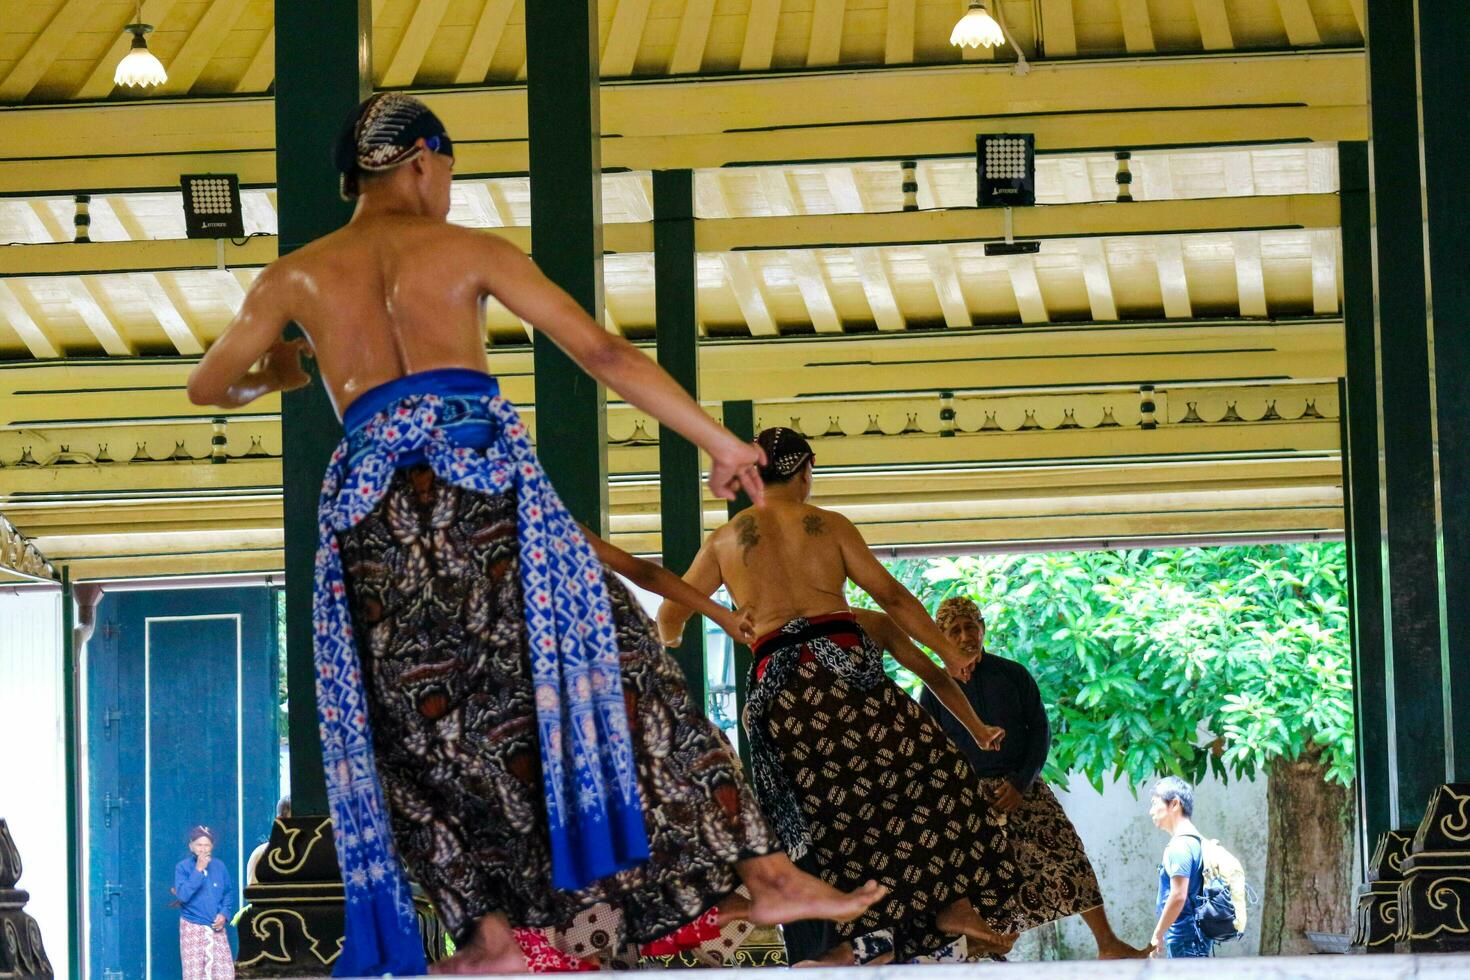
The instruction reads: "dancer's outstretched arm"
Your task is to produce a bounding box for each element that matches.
[654,539,723,646]
[831,512,977,675]
[852,609,1003,751]
[473,234,764,505]
[579,525,755,645]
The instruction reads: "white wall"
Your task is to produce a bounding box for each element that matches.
[0,588,69,980]
[1008,769,1268,960]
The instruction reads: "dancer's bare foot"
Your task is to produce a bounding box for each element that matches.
[428,914,527,975]
[736,853,887,926]
[716,890,752,926]
[795,943,856,968]
[1097,940,1151,959]
[935,899,1018,956]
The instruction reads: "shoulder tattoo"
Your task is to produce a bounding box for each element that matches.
[803,513,825,537]
[735,515,760,564]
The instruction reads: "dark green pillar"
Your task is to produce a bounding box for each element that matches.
[654,169,705,692]
[1338,143,1392,864]
[60,570,79,980]
[275,0,371,815]
[1413,0,1470,777]
[722,400,756,770]
[1365,0,1444,826]
[525,0,608,533]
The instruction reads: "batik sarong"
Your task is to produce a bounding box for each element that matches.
[977,776,1103,933]
[745,612,1019,963]
[326,370,777,964]
[179,920,234,980]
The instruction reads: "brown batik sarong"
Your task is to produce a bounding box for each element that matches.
[339,466,777,948]
[977,776,1103,933]
[746,612,1019,963]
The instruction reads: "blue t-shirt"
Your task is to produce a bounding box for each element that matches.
[174,856,235,927]
[1156,834,1204,944]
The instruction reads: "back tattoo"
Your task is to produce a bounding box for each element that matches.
[735,514,760,564]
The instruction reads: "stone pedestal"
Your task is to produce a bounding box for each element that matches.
[1397,783,1470,953]
[235,815,446,976]
[0,819,54,979]
[1350,827,1412,952]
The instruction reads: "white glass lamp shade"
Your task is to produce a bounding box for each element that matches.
[114,29,167,88]
[950,2,1007,48]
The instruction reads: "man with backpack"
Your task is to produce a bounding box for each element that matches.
[1148,776,1251,958]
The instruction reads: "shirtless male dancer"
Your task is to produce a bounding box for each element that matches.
[188,94,880,976]
[658,427,1020,964]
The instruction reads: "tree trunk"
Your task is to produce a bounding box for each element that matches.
[1259,746,1355,954]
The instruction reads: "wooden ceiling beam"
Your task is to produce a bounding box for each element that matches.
[382,0,454,87]
[740,0,784,71]
[824,168,868,213]
[0,281,60,359]
[66,278,134,356]
[807,0,846,66]
[1117,0,1156,53]
[721,253,779,336]
[1006,254,1049,324]
[1232,232,1268,318]
[854,248,904,331]
[787,250,843,333]
[456,0,516,84]
[696,194,1340,252]
[603,0,654,78]
[130,272,205,355]
[1154,237,1193,319]
[156,0,253,97]
[233,27,275,94]
[101,197,149,241]
[1077,239,1118,321]
[0,0,97,102]
[28,200,68,243]
[885,0,916,64]
[1191,0,1235,50]
[0,195,1338,277]
[669,0,717,74]
[1311,229,1339,315]
[1275,0,1322,47]
[924,244,972,328]
[2,53,1367,194]
[1039,0,1078,57]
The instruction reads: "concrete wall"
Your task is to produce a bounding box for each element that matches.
[0,588,68,980]
[1009,769,1268,960]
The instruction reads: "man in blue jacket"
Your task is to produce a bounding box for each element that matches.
[175,825,235,980]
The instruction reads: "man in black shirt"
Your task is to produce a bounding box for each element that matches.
[919,597,1148,959]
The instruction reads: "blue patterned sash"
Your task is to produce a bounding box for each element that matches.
[314,381,649,975]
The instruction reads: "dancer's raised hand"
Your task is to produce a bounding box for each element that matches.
[709,438,766,506]
[258,338,314,393]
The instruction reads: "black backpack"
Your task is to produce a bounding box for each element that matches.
[1181,833,1248,943]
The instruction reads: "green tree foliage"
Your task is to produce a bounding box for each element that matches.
[848,544,1353,791]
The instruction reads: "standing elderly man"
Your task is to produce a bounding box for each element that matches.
[175,825,235,980]
[920,597,1146,959]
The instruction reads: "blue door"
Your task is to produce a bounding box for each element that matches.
[86,587,279,980]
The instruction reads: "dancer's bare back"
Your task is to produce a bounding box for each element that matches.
[683,501,874,637]
[188,216,594,416]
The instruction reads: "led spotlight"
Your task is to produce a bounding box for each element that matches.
[181,173,244,239]
[977,133,1036,208]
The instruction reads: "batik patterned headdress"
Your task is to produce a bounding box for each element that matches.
[333,93,454,199]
